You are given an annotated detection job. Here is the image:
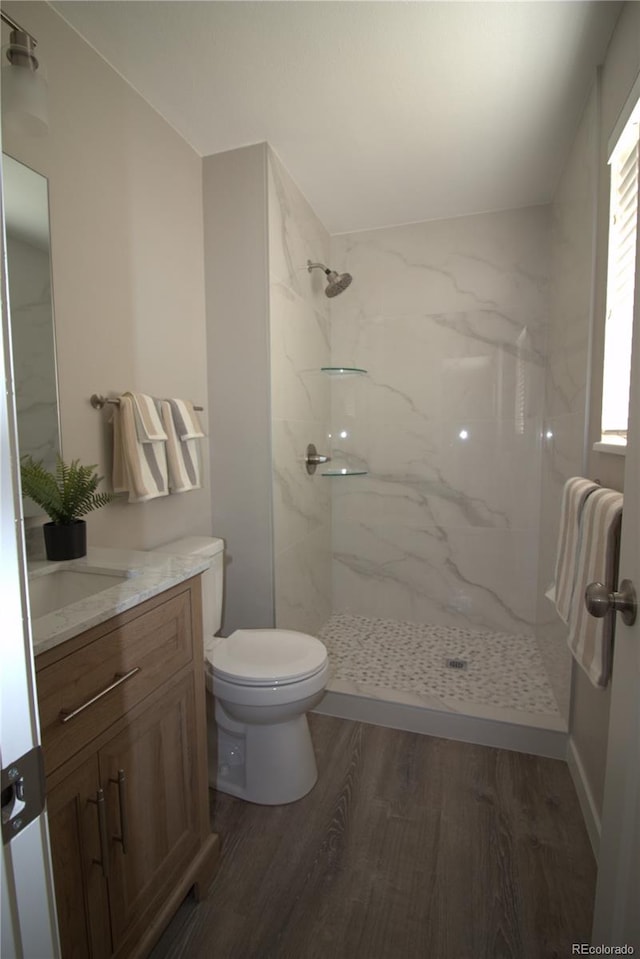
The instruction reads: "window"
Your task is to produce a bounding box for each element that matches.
[600,93,640,449]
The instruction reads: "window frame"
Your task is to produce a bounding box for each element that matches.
[599,92,640,452]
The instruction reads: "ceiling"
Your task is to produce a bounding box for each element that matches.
[52,1,622,235]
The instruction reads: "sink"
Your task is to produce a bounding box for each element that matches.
[28,568,131,620]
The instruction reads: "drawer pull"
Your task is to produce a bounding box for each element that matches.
[111,769,129,854]
[88,788,110,879]
[59,667,141,724]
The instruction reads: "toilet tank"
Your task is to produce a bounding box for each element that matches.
[152,536,224,638]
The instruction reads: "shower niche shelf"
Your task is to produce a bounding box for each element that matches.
[322,468,368,477]
[321,366,367,376]
[321,365,369,476]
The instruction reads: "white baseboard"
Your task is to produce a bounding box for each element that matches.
[567,735,601,860]
[314,688,568,760]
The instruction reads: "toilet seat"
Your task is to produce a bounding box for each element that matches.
[210,628,328,687]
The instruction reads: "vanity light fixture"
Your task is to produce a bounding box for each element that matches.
[1,10,48,137]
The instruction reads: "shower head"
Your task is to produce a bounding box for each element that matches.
[307,260,353,298]
[324,269,353,297]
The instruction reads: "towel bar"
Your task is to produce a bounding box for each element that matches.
[90,393,204,412]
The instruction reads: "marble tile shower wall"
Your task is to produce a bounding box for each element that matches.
[535,88,597,720]
[267,150,332,634]
[329,207,551,636]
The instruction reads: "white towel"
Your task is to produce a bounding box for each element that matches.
[159,400,202,493]
[554,477,600,624]
[112,393,169,502]
[567,487,623,688]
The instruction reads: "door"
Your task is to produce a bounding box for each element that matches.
[0,158,60,958]
[46,757,112,959]
[100,675,201,952]
[592,195,640,948]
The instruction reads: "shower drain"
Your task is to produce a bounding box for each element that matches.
[445,658,468,671]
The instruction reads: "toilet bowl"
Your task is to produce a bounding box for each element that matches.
[207,629,329,804]
[152,538,329,805]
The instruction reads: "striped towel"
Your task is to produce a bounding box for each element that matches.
[131,392,167,442]
[166,399,204,441]
[112,393,169,502]
[567,487,623,688]
[159,400,202,493]
[554,477,600,624]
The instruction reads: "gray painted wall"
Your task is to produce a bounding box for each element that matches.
[3,0,211,554]
[203,144,275,634]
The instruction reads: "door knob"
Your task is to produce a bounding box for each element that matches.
[584,579,637,626]
[305,443,332,475]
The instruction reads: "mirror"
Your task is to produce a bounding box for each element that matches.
[3,153,60,515]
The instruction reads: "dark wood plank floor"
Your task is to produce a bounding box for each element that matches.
[151,714,596,959]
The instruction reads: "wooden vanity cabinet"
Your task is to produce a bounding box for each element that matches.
[35,577,220,959]
[46,755,112,959]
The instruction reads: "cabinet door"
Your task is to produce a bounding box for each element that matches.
[99,674,201,951]
[47,755,112,959]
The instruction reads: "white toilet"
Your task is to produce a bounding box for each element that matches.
[153,536,329,805]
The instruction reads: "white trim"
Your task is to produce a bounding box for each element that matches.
[315,689,568,760]
[583,70,602,477]
[593,441,627,456]
[608,68,640,161]
[567,735,602,861]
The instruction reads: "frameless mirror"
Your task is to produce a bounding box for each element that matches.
[3,153,60,515]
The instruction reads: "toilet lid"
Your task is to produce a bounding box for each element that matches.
[210,629,327,686]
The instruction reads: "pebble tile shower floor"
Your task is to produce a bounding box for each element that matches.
[317,614,560,716]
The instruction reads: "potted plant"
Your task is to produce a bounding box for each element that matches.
[20,455,114,560]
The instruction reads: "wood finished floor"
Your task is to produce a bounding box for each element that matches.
[151,714,596,959]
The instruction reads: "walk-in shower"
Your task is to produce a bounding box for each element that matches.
[261,149,586,763]
[300,206,575,760]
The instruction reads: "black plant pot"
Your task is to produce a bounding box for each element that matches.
[43,520,87,561]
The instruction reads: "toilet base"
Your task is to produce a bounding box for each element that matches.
[208,697,319,805]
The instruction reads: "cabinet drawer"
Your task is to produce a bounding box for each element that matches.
[37,588,193,775]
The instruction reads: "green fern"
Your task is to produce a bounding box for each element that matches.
[20,455,114,524]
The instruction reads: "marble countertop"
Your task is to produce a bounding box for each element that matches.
[29,546,209,656]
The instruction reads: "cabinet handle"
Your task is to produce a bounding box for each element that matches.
[110,769,129,854]
[59,667,141,724]
[88,788,110,879]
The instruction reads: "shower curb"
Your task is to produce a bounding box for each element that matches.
[314,689,568,760]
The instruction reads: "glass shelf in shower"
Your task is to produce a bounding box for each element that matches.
[320,366,368,376]
[322,468,368,476]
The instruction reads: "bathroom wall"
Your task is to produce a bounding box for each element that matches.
[329,207,550,636]
[267,149,332,634]
[202,144,331,635]
[203,143,275,634]
[2,1,211,551]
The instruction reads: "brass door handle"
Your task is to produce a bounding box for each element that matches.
[59,667,141,723]
[585,579,637,626]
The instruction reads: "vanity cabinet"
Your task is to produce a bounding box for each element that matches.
[35,577,219,959]
[47,755,111,959]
